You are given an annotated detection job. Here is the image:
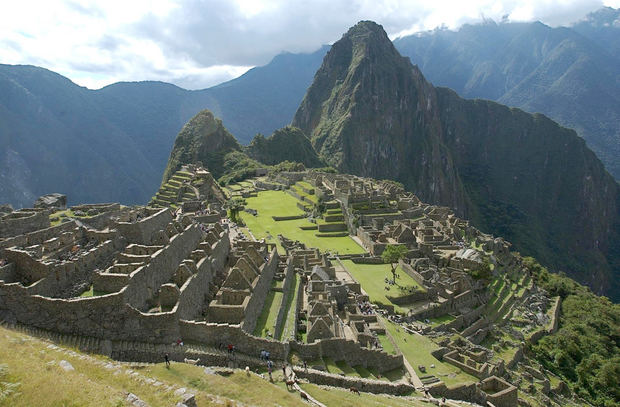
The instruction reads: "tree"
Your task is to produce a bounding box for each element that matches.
[225,197,245,224]
[382,244,408,283]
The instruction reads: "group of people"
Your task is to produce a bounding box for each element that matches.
[259,349,271,361]
[357,300,374,315]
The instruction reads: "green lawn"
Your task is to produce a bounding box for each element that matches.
[280,274,300,341]
[377,333,397,355]
[382,318,477,387]
[253,290,283,338]
[78,285,107,298]
[340,260,424,313]
[291,183,318,203]
[427,314,456,327]
[239,191,364,255]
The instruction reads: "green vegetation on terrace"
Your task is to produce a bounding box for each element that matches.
[79,285,107,297]
[238,190,364,255]
[382,318,478,387]
[376,333,397,355]
[290,183,318,203]
[427,314,456,327]
[49,209,92,226]
[253,289,283,338]
[341,260,424,313]
[526,257,620,407]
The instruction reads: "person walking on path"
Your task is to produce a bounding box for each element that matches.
[164,353,170,368]
[282,363,287,380]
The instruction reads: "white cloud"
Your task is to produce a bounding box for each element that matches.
[0,0,613,89]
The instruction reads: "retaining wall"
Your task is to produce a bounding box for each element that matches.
[292,367,414,395]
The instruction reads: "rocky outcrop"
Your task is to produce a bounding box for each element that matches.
[34,193,67,209]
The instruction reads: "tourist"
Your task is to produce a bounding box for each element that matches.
[265,351,270,361]
[164,353,170,368]
[228,343,233,354]
[282,364,287,379]
[303,360,307,372]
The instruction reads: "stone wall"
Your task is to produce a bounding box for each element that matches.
[0,221,77,251]
[93,272,130,293]
[289,338,403,373]
[0,210,50,238]
[116,208,172,245]
[428,382,485,405]
[123,225,202,310]
[179,320,403,373]
[78,209,125,230]
[399,261,427,287]
[480,376,518,407]
[176,231,230,321]
[0,283,180,342]
[292,367,414,395]
[180,321,289,359]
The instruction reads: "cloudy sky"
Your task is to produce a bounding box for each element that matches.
[1,0,618,90]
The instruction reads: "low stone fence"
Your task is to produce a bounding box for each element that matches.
[292,367,415,395]
[272,215,306,221]
[317,222,346,232]
[350,256,384,264]
[398,261,427,287]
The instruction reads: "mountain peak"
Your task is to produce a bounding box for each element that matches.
[344,20,387,37]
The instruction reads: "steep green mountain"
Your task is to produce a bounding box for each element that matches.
[393,11,620,180]
[292,21,620,300]
[162,109,242,182]
[246,126,324,167]
[162,111,325,187]
[0,48,326,208]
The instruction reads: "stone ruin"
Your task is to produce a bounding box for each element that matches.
[0,168,562,404]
